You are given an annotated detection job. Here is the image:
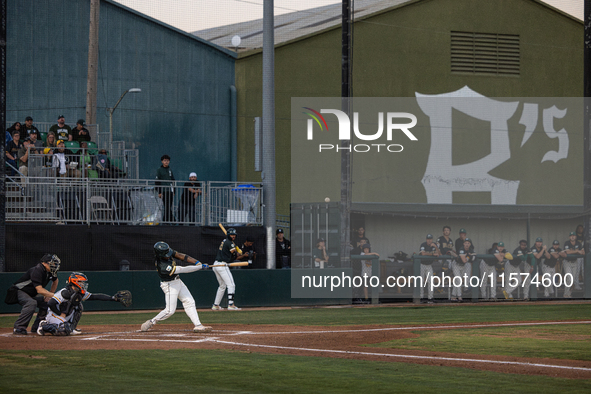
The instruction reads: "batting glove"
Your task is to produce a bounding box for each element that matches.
[200,263,209,269]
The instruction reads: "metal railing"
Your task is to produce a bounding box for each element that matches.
[6,177,264,226]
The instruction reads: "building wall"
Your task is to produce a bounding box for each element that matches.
[7,0,236,181]
[235,0,582,216]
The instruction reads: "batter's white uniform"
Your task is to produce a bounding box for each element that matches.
[213,262,236,306]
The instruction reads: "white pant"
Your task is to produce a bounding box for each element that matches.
[541,263,556,297]
[562,260,578,297]
[479,261,497,299]
[213,262,236,306]
[451,260,471,297]
[152,278,202,326]
[504,262,521,297]
[419,263,433,299]
[519,261,533,299]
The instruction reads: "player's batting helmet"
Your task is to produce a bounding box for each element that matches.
[67,272,89,295]
[154,241,174,259]
[227,228,237,236]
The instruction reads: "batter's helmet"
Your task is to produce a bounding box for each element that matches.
[227,228,237,236]
[154,242,174,259]
[41,253,61,276]
[67,272,89,295]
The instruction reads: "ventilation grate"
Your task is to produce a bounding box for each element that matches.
[451,31,520,76]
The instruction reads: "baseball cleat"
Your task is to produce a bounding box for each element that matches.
[211,305,222,311]
[140,319,154,332]
[71,328,82,335]
[227,304,241,310]
[193,324,212,333]
[13,328,28,335]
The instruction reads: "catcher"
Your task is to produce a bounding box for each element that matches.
[37,272,131,336]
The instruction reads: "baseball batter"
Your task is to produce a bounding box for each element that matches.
[141,242,212,332]
[38,272,129,336]
[212,228,240,310]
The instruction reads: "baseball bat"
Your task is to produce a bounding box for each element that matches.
[210,262,249,268]
[218,223,242,254]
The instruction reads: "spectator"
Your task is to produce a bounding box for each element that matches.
[44,131,58,148]
[23,116,40,138]
[52,140,80,177]
[17,137,34,177]
[313,238,329,269]
[6,130,23,176]
[455,228,475,254]
[71,119,91,142]
[5,128,12,146]
[11,254,60,335]
[276,228,291,269]
[178,172,201,223]
[360,243,379,303]
[236,236,257,269]
[542,240,562,298]
[49,115,72,142]
[28,131,44,153]
[7,122,25,140]
[561,231,584,297]
[93,148,125,179]
[156,154,175,222]
[456,238,476,302]
[418,234,439,303]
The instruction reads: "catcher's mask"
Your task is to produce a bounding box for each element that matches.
[67,272,89,295]
[40,253,61,276]
[154,241,174,259]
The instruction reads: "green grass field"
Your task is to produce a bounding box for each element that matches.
[1,303,590,393]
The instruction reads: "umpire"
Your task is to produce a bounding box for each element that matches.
[12,254,61,335]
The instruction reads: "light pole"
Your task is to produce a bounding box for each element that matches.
[108,88,141,138]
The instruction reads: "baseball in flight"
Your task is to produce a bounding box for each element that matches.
[325,197,330,202]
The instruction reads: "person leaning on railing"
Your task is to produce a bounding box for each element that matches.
[52,140,81,178]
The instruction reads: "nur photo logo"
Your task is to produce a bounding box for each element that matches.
[303,107,418,153]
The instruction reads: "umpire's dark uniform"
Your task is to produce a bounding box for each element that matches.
[13,263,58,334]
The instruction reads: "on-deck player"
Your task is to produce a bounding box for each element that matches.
[212,228,241,310]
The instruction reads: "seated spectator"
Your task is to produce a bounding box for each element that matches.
[92,149,125,179]
[52,140,80,178]
[49,115,72,142]
[44,132,57,148]
[276,228,291,269]
[6,131,23,176]
[28,131,44,153]
[23,116,40,138]
[5,129,12,146]
[71,119,91,142]
[313,238,329,269]
[7,122,24,140]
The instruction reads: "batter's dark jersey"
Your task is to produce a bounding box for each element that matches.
[15,263,57,297]
[155,257,180,282]
[216,237,238,263]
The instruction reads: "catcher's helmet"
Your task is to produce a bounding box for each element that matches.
[154,241,174,259]
[227,228,237,236]
[40,253,61,276]
[67,272,89,294]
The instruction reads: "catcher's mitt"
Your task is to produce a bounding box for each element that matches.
[113,290,132,307]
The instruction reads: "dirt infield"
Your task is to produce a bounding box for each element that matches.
[2,320,590,379]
